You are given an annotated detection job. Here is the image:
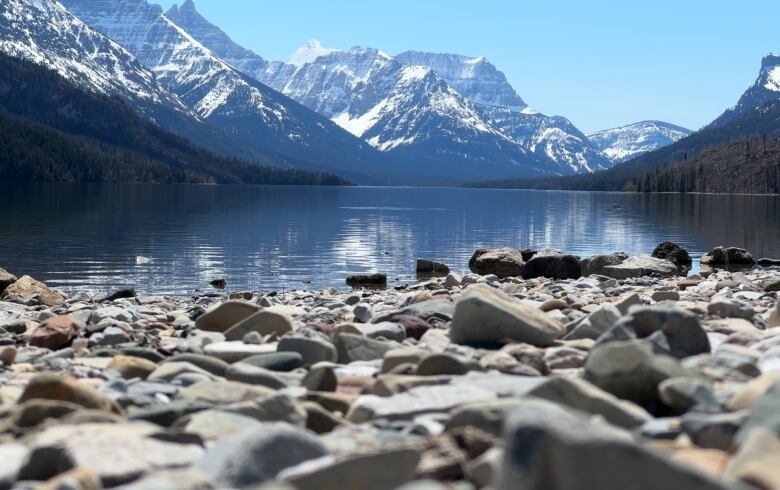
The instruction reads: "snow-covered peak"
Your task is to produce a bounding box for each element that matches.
[288,39,336,67]
[588,120,692,163]
[710,53,780,128]
[760,53,780,92]
[395,50,527,110]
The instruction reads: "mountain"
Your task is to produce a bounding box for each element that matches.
[61,0,393,183]
[710,54,780,128]
[588,121,692,163]
[394,50,612,172]
[0,52,351,185]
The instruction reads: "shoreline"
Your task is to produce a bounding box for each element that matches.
[0,250,778,488]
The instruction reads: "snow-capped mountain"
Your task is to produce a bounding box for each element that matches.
[709,54,780,128]
[395,51,527,111]
[0,0,188,122]
[588,121,692,163]
[61,0,390,181]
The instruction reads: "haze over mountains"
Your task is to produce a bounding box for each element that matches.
[4,0,748,186]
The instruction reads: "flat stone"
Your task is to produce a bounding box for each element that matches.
[284,448,420,490]
[278,335,338,365]
[527,376,652,429]
[238,352,304,372]
[708,299,755,320]
[203,341,276,363]
[166,353,230,376]
[224,310,294,342]
[355,322,406,342]
[2,275,64,306]
[148,361,214,382]
[175,409,264,442]
[381,348,429,374]
[225,363,288,389]
[178,380,273,405]
[195,424,329,488]
[450,284,564,347]
[19,423,204,487]
[602,256,679,279]
[194,300,260,333]
[564,303,621,341]
[416,353,480,376]
[107,355,158,380]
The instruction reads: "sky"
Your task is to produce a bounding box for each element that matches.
[156,0,780,134]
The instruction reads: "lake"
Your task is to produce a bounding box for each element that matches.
[1,183,779,296]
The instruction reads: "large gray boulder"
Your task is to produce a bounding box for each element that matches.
[601,256,680,279]
[195,424,329,488]
[580,252,628,276]
[450,285,565,347]
[496,400,735,490]
[468,248,530,278]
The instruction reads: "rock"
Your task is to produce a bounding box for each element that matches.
[496,400,733,490]
[564,303,621,341]
[450,285,565,347]
[19,423,204,487]
[728,372,780,411]
[725,429,780,489]
[224,311,294,341]
[681,411,746,450]
[763,278,780,293]
[468,248,528,278]
[708,299,754,320]
[596,305,710,359]
[652,291,680,302]
[108,468,215,490]
[356,322,406,342]
[203,341,276,363]
[444,273,462,288]
[0,267,17,294]
[602,256,680,279]
[210,278,227,289]
[239,352,304,372]
[178,380,273,405]
[736,379,780,443]
[652,242,693,268]
[225,363,288,389]
[194,300,260,333]
[195,424,329,488]
[91,326,131,347]
[527,376,651,429]
[302,365,338,392]
[346,273,387,287]
[381,348,428,373]
[383,315,432,341]
[701,246,756,266]
[107,355,157,380]
[278,334,338,365]
[580,253,628,276]
[584,340,687,414]
[0,346,17,366]
[659,377,720,414]
[416,259,450,275]
[416,353,480,376]
[29,315,80,350]
[758,258,780,267]
[352,304,373,323]
[166,353,229,376]
[284,448,420,490]
[335,333,395,363]
[769,301,780,328]
[176,409,263,442]
[1,275,64,306]
[100,288,137,302]
[0,443,27,489]
[522,253,582,280]
[19,374,119,414]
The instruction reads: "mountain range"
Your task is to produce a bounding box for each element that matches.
[0,0,696,185]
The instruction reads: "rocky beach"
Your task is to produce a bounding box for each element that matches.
[0,243,779,490]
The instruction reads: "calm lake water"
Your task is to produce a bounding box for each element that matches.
[1,183,779,296]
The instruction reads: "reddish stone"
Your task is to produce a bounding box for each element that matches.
[387,315,432,341]
[29,315,80,350]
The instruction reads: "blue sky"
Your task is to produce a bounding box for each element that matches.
[157,0,779,133]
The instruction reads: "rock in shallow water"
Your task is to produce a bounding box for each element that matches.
[468,248,529,278]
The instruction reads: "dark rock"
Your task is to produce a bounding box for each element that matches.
[416,259,450,275]
[385,315,432,341]
[302,365,338,392]
[596,305,710,359]
[758,258,780,267]
[100,288,137,302]
[416,353,480,376]
[346,273,388,287]
[681,411,746,450]
[522,253,582,280]
[238,352,304,372]
[335,333,395,363]
[372,299,455,326]
[210,278,227,290]
[701,246,756,266]
[652,241,693,267]
[166,354,230,376]
[225,364,288,390]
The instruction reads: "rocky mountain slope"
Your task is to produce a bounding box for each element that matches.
[588,121,692,163]
[710,54,780,128]
[61,0,393,183]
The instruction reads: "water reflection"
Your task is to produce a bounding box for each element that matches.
[0,183,778,296]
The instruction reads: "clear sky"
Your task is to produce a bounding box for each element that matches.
[156,0,780,133]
